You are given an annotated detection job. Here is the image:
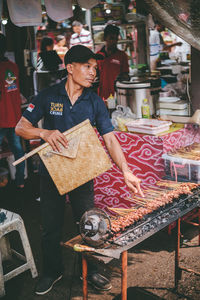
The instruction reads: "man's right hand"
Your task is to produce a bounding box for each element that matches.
[40,129,68,152]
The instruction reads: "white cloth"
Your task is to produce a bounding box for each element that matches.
[172,36,190,61]
[149,29,163,71]
[77,0,98,9]
[7,0,42,27]
[70,28,93,48]
[149,29,161,57]
[44,0,73,22]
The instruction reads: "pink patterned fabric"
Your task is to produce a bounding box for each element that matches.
[94,125,200,212]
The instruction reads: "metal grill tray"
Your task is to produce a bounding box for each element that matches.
[111,188,200,250]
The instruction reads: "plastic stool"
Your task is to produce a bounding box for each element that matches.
[0,209,38,297]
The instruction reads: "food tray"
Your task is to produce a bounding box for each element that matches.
[162,152,200,183]
[125,119,172,135]
[157,100,188,110]
[159,96,180,103]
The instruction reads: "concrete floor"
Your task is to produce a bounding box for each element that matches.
[0,173,199,300]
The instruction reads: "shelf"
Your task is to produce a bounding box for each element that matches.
[94,39,134,45]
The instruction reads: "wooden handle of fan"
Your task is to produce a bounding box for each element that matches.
[12,143,47,166]
[73,244,94,252]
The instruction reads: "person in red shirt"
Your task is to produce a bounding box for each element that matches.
[0,33,25,188]
[97,24,129,100]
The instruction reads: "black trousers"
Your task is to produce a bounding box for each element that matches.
[40,174,94,277]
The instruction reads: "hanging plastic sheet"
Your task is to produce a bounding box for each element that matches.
[144,0,200,51]
[77,0,99,10]
[44,0,73,22]
[7,0,42,27]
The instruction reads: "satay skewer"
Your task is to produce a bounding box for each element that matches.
[144,188,164,195]
[125,196,149,204]
[133,195,156,201]
[107,207,138,216]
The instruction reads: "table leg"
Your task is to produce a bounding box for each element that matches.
[121,250,127,300]
[82,254,88,300]
[175,218,181,288]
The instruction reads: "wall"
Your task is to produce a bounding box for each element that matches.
[191,46,200,112]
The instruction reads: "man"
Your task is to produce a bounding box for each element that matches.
[0,33,25,188]
[70,20,93,49]
[149,22,182,71]
[15,45,143,295]
[97,24,129,100]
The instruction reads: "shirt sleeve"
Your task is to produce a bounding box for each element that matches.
[23,92,46,126]
[94,96,114,136]
[120,52,129,74]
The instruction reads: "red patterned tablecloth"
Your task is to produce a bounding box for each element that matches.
[94,124,200,212]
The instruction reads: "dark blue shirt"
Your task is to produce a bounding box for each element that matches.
[23,79,113,136]
[23,79,113,176]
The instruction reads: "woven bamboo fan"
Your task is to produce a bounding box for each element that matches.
[13,119,112,195]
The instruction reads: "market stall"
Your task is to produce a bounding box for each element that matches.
[94,124,200,212]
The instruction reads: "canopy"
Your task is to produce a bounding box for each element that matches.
[6,0,98,27]
[144,0,200,51]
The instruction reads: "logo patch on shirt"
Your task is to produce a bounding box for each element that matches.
[5,69,17,92]
[110,59,120,65]
[27,103,35,112]
[50,102,63,116]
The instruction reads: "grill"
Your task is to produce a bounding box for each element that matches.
[64,181,200,300]
[112,188,199,248]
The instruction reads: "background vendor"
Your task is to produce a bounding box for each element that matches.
[97,24,129,100]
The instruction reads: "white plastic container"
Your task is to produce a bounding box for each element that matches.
[162,152,200,183]
[125,119,172,135]
[157,100,188,110]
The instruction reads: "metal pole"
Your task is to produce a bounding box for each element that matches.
[82,254,88,300]
[198,208,200,246]
[121,250,127,300]
[175,218,181,288]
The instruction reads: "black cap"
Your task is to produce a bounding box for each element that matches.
[64,45,103,66]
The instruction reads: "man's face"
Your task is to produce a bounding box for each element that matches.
[73,25,82,35]
[67,58,97,88]
[105,33,118,50]
[156,24,165,32]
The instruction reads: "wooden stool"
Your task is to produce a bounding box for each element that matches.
[0,209,38,297]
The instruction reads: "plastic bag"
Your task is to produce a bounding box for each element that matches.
[111,105,136,131]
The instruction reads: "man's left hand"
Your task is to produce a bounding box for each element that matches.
[123,170,144,197]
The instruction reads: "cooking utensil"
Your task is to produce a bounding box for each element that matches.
[73,244,121,259]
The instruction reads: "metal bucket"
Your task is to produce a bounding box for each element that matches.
[116,79,151,118]
[115,76,161,118]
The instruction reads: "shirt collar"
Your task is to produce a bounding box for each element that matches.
[58,79,91,100]
[99,46,118,57]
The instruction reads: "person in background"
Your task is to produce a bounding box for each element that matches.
[15,45,143,295]
[70,20,93,49]
[37,36,63,71]
[54,35,68,59]
[53,34,68,54]
[97,24,129,100]
[0,33,25,188]
[149,22,182,71]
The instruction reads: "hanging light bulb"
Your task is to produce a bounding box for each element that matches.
[1,1,8,26]
[105,9,111,14]
[1,18,8,25]
[104,3,111,15]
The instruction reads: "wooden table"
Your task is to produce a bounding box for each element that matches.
[63,235,127,300]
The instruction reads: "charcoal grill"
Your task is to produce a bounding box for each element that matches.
[64,183,200,300]
[111,187,200,248]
